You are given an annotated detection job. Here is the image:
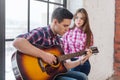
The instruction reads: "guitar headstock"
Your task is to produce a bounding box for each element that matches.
[90,46,99,55]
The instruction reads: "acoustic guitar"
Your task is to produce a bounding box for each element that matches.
[11,45,99,80]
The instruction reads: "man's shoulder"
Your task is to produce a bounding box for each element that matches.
[35,26,48,32]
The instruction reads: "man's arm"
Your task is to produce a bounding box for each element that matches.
[64,59,81,70]
[64,50,92,70]
[13,38,56,65]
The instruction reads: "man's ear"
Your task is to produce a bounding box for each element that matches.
[53,19,58,24]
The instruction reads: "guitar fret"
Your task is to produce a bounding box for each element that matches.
[58,51,86,62]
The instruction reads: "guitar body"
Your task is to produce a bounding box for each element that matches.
[11,45,67,80]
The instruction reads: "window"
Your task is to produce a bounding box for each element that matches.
[0,0,5,79]
[5,0,66,80]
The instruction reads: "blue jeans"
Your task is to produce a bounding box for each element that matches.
[54,71,88,80]
[71,58,91,75]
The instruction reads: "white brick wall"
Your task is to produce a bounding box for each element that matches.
[67,0,115,80]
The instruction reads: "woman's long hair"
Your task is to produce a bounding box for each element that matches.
[71,8,93,48]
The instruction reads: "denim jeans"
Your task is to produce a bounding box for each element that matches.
[71,58,91,75]
[54,71,88,80]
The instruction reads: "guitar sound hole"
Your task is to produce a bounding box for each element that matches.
[53,56,59,65]
[45,65,58,75]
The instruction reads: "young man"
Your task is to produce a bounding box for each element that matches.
[13,7,89,80]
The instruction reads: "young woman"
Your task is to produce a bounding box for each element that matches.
[62,8,94,75]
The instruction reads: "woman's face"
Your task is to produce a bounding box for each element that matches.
[74,12,85,28]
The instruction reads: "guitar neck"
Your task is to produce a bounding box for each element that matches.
[58,50,86,62]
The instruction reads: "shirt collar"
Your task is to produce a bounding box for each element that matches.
[74,27,83,32]
[48,25,57,38]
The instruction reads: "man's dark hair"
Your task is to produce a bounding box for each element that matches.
[51,7,73,23]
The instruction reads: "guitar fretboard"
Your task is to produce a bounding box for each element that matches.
[58,50,86,62]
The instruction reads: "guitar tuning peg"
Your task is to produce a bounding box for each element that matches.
[89,46,99,54]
